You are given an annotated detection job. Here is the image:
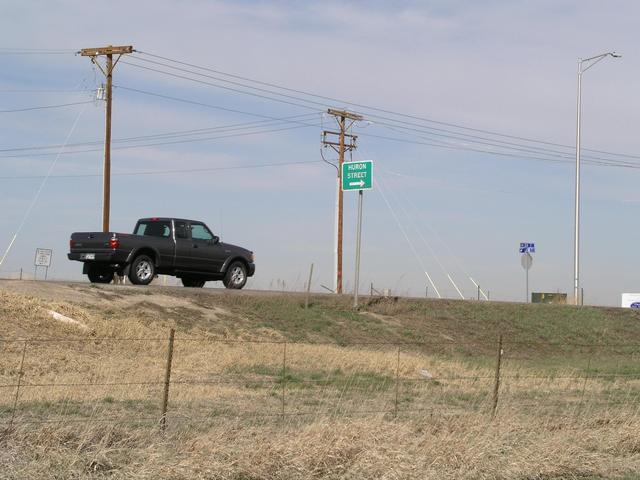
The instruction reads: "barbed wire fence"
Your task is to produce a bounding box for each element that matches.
[2,330,640,432]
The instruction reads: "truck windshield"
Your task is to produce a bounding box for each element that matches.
[135,220,171,237]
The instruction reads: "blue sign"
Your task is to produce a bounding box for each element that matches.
[519,242,535,253]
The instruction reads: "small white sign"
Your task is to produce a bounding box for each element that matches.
[34,248,52,267]
[621,293,640,309]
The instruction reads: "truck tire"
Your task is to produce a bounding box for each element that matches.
[87,266,114,284]
[223,261,247,289]
[181,278,205,288]
[128,254,155,285]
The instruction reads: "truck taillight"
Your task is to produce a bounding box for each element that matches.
[109,238,120,249]
[69,239,75,249]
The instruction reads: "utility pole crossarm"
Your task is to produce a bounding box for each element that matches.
[327,108,363,121]
[79,46,134,56]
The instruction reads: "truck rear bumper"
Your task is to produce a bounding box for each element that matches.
[68,251,129,272]
[68,251,119,262]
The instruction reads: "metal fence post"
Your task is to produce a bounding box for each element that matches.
[394,345,400,418]
[160,328,175,432]
[9,340,28,430]
[491,335,503,419]
[281,341,287,421]
[579,350,593,411]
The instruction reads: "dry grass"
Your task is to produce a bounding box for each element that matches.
[3,413,640,479]
[2,285,640,478]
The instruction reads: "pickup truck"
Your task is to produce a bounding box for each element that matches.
[68,217,255,289]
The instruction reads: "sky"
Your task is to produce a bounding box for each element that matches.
[1,0,639,305]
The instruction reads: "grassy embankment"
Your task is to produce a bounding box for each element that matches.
[1,281,640,479]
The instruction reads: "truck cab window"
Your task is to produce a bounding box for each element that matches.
[175,222,188,239]
[135,221,171,237]
[190,223,214,241]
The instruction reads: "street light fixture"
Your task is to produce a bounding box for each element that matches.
[573,51,621,305]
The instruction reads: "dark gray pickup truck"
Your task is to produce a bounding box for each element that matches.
[68,217,255,288]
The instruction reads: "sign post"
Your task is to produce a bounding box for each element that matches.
[34,248,52,280]
[519,243,535,303]
[342,160,373,308]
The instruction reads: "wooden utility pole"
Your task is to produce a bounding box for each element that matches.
[322,109,362,294]
[79,45,133,232]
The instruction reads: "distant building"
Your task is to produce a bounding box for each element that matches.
[531,293,567,304]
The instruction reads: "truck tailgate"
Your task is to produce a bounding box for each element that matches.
[70,232,115,252]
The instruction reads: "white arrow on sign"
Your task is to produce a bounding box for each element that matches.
[349,180,365,187]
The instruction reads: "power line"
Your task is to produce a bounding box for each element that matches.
[135,50,639,161]
[0,122,321,159]
[129,54,331,110]
[0,111,319,153]
[120,60,323,113]
[364,119,637,166]
[369,122,640,169]
[356,131,640,170]
[0,49,75,55]
[120,58,619,167]
[0,89,91,93]
[0,160,324,180]
[115,85,318,122]
[113,83,640,169]
[0,100,93,113]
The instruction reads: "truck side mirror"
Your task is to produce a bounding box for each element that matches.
[213,236,220,244]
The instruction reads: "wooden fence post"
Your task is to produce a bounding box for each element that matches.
[160,328,175,432]
[305,263,314,309]
[491,335,503,419]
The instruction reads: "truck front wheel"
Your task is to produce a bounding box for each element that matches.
[128,255,155,285]
[87,266,114,284]
[223,261,247,289]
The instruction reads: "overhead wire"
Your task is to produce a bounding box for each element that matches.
[383,168,489,300]
[0,100,93,113]
[122,58,583,167]
[372,176,442,298]
[0,102,89,267]
[357,146,463,299]
[123,53,640,170]
[355,130,640,170]
[6,48,636,168]
[380,171,466,299]
[0,122,321,159]
[0,49,75,55]
[0,111,320,153]
[0,160,324,180]
[114,85,322,124]
[365,118,638,166]
[0,89,92,93]
[135,50,640,161]
[127,54,331,110]
[119,60,323,113]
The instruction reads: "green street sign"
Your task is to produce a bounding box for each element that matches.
[342,160,373,191]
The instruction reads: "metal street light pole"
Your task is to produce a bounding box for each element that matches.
[573,51,620,306]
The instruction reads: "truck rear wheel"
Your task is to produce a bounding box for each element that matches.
[223,261,247,289]
[128,255,155,285]
[87,266,114,284]
[181,278,205,288]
